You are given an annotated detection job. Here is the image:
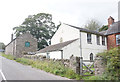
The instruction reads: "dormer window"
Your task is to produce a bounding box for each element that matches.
[87,33,92,44]
[116,34,120,45]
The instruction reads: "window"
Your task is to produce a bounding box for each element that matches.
[87,33,92,44]
[102,36,105,45]
[116,34,120,45]
[25,42,30,47]
[96,35,100,45]
[90,53,93,61]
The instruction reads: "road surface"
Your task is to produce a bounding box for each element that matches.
[0,53,69,80]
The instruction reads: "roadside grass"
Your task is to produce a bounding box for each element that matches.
[1,53,83,80]
[2,53,15,60]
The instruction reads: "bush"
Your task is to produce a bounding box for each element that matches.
[97,47,120,80]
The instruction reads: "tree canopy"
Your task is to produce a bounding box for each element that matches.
[0,42,5,49]
[84,19,101,31]
[13,13,60,50]
[99,25,108,32]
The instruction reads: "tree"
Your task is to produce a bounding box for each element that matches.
[0,42,5,49]
[99,25,108,32]
[84,19,102,31]
[13,13,59,50]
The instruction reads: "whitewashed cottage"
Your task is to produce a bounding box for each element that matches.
[36,16,120,60]
[36,23,107,60]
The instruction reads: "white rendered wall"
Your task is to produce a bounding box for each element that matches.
[36,51,62,59]
[49,51,62,59]
[62,39,80,59]
[37,25,107,60]
[81,32,107,60]
[51,23,79,45]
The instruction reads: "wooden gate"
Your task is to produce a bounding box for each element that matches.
[80,57,94,76]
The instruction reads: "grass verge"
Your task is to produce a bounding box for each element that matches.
[1,53,83,80]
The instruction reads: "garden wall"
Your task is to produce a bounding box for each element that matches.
[94,56,106,75]
[23,55,80,74]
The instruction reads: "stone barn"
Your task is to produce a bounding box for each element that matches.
[5,33,37,57]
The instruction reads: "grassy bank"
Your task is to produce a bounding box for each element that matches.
[1,53,83,80]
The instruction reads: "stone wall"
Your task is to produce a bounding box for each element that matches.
[5,33,37,57]
[94,56,106,75]
[16,33,37,57]
[70,55,80,74]
[5,40,15,56]
[23,55,80,74]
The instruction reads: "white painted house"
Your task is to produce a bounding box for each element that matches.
[36,23,107,60]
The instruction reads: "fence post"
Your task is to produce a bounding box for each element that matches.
[80,57,83,75]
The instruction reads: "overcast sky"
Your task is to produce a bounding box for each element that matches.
[0,0,119,45]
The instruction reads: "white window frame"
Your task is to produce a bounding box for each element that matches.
[102,36,105,46]
[96,35,100,45]
[116,34,120,45]
[87,33,92,44]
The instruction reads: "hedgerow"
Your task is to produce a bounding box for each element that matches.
[97,47,120,80]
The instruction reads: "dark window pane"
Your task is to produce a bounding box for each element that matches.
[90,53,93,61]
[25,42,30,47]
[87,33,92,44]
[102,36,105,45]
[116,34,120,45]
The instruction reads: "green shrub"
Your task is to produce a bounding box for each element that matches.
[97,47,120,80]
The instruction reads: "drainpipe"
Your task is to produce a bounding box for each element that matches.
[60,50,63,59]
[60,50,64,64]
[79,30,83,75]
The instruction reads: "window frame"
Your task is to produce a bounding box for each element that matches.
[96,35,100,45]
[90,53,93,61]
[87,33,92,44]
[25,42,30,47]
[116,34,120,45]
[102,36,105,46]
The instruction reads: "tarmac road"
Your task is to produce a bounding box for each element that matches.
[0,53,69,80]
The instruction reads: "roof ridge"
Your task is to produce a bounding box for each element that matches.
[64,23,105,36]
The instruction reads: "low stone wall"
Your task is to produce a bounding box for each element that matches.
[94,56,106,75]
[23,55,80,74]
[70,55,80,74]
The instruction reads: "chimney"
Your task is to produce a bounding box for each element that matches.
[108,16,114,28]
[11,34,13,41]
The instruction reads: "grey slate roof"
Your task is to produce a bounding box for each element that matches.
[64,23,105,36]
[38,39,78,53]
[105,21,120,35]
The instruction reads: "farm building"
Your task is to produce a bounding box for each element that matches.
[5,33,37,57]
